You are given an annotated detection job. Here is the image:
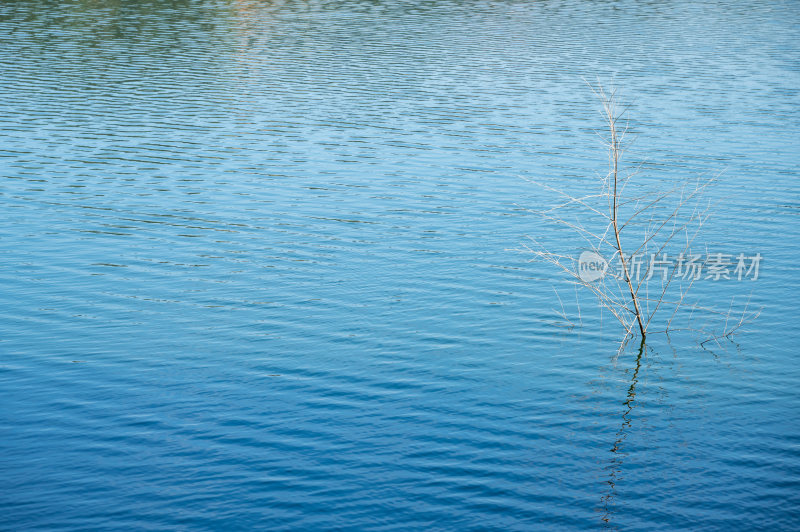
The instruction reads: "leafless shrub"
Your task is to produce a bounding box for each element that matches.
[518,83,760,346]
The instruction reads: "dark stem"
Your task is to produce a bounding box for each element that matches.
[608,107,647,338]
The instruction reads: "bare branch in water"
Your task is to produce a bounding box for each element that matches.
[517,81,760,345]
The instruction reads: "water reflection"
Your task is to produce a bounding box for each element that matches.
[2,0,799,529]
[600,341,645,527]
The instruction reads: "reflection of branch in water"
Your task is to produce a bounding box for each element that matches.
[600,340,645,527]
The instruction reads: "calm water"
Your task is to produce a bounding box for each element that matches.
[2,0,800,529]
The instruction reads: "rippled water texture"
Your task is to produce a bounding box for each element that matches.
[2,0,800,529]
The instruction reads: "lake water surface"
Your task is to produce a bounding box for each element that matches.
[2,0,800,529]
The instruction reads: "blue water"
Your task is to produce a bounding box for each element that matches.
[2,0,800,529]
